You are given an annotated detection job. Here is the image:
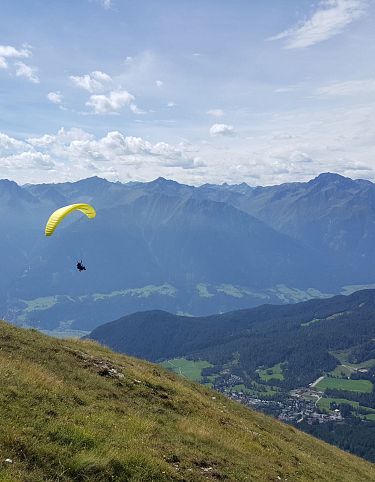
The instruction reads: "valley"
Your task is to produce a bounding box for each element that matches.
[88,289,375,463]
[161,353,375,461]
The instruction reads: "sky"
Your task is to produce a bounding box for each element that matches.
[1,0,375,186]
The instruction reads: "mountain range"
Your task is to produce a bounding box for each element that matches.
[1,172,375,331]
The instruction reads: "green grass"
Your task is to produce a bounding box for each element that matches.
[226,383,279,397]
[216,284,244,298]
[331,349,375,370]
[195,283,214,298]
[301,311,348,327]
[301,318,320,327]
[363,414,375,421]
[269,285,332,303]
[40,329,90,339]
[331,349,353,365]
[227,383,251,393]
[253,383,279,396]
[16,285,177,316]
[20,296,59,313]
[92,283,177,301]
[258,363,284,381]
[329,365,355,378]
[341,283,375,295]
[160,358,213,382]
[316,377,373,393]
[318,397,375,421]
[16,296,59,322]
[318,397,360,412]
[0,321,374,482]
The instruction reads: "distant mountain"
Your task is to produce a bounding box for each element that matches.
[1,320,373,481]
[88,289,375,389]
[202,173,375,281]
[1,172,375,331]
[14,193,329,294]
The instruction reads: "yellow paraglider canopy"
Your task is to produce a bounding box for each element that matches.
[45,203,96,236]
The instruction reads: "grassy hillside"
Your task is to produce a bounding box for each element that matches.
[0,321,374,482]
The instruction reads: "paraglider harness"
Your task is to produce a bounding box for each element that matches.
[76,260,86,272]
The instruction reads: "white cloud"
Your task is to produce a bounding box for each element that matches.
[129,103,146,114]
[207,109,224,117]
[317,79,375,96]
[86,89,135,114]
[0,134,55,171]
[269,0,367,49]
[92,70,111,82]
[100,0,112,8]
[2,99,375,185]
[149,141,204,169]
[270,149,314,164]
[3,151,55,170]
[0,45,31,58]
[3,98,375,186]
[28,127,93,148]
[0,44,31,68]
[0,44,35,77]
[70,70,112,93]
[0,132,27,152]
[167,101,177,108]
[15,62,39,83]
[18,128,203,175]
[209,123,235,137]
[47,91,63,104]
[156,80,163,88]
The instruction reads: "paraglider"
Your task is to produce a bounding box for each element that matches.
[45,203,96,236]
[76,260,86,272]
[45,203,96,271]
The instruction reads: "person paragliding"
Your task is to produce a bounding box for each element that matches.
[44,203,96,236]
[44,203,96,271]
[76,260,86,272]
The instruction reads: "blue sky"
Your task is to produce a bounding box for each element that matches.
[1,0,375,185]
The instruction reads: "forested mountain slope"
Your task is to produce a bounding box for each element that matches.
[88,289,375,389]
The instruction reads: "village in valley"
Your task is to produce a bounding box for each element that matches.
[225,385,343,425]
[162,357,374,429]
